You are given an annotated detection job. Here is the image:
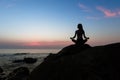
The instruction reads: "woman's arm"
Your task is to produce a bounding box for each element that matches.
[70,31,77,39]
[73,31,77,38]
[83,30,89,39]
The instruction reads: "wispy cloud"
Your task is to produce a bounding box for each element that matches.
[78,3,91,12]
[0,0,16,8]
[97,6,120,17]
[6,3,15,8]
[78,3,100,20]
[79,3,87,9]
[118,11,120,15]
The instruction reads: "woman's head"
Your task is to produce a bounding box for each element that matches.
[77,24,83,30]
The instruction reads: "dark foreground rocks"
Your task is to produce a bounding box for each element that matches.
[28,43,120,80]
[0,67,3,74]
[12,57,37,64]
[6,67,30,80]
[0,67,5,80]
[0,67,30,80]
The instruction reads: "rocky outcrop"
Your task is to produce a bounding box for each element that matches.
[24,57,37,64]
[12,57,37,64]
[0,66,5,80]
[28,43,120,80]
[6,67,30,80]
[57,44,91,56]
[0,67,3,74]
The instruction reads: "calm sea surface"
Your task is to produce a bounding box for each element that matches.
[0,48,61,54]
[0,48,61,73]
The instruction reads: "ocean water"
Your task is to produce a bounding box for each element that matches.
[0,49,61,74]
[0,48,61,54]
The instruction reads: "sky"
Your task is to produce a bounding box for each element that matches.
[0,0,120,49]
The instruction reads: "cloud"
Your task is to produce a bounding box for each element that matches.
[118,11,120,15]
[78,3,87,9]
[0,0,16,8]
[6,3,15,8]
[78,3,91,12]
[97,6,120,17]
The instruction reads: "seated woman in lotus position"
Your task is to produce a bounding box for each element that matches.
[70,23,89,45]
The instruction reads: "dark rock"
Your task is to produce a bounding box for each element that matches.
[0,66,5,80]
[12,60,24,63]
[44,44,91,61]
[28,43,120,80]
[24,57,37,64]
[6,67,30,80]
[14,53,29,55]
[12,57,37,64]
[57,44,91,56]
[0,66,3,74]
[0,74,6,80]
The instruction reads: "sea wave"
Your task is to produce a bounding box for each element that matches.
[0,53,49,74]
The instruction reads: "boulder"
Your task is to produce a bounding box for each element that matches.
[6,67,30,80]
[12,57,37,64]
[0,66,3,74]
[29,43,120,80]
[24,57,37,64]
[0,66,5,80]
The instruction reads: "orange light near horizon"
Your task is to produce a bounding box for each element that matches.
[24,41,72,47]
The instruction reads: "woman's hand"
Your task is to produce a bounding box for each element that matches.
[85,37,89,39]
[70,37,74,39]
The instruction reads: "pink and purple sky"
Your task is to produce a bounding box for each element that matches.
[0,0,120,49]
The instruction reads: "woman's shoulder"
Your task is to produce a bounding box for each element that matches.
[76,30,79,32]
[76,30,84,33]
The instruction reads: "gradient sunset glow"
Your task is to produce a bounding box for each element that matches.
[0,0,120,49]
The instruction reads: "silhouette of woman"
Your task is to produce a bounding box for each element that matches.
[70,23,89,45]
